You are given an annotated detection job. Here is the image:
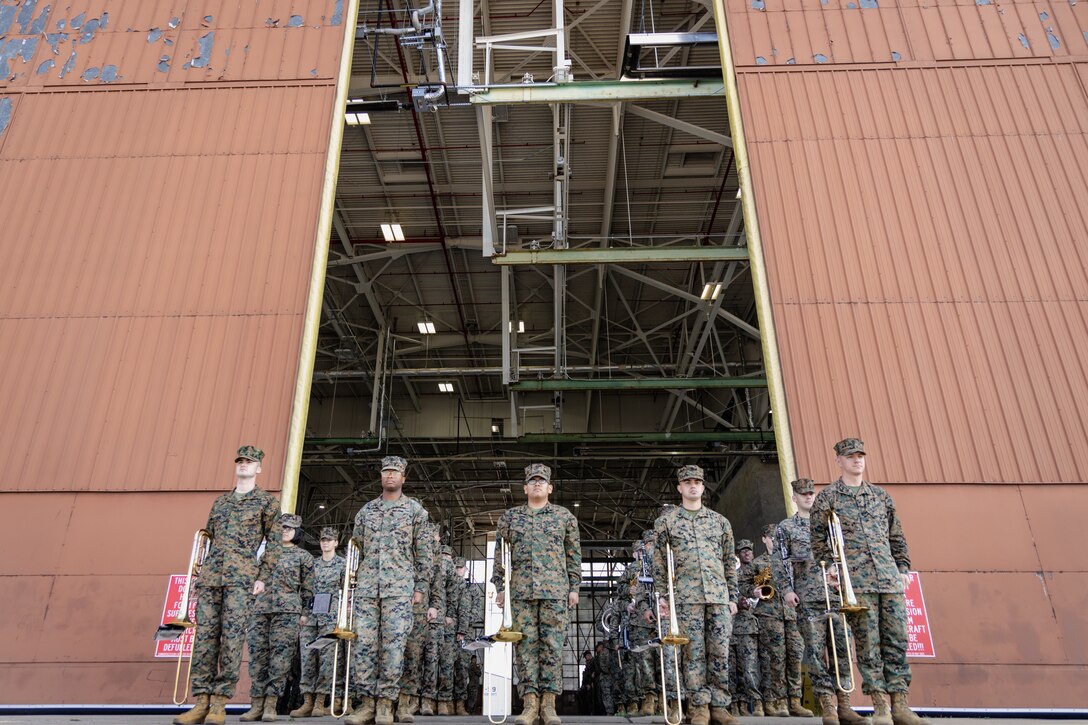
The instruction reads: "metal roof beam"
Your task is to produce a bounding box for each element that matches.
[512,377,767,391]
[469,79,724,105]
[492,246,748,265]
[519,431,773,443]
[627,103,731,147]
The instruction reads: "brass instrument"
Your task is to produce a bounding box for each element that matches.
[820,507,868,693]
[753,566,776,601]
[155,529,211,706]
[597,599,621,636]
[326,537,361,717]
[483,539,522,725]
[655,543,688,725]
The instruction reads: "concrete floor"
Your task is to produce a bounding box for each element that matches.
[1,717,1086,725]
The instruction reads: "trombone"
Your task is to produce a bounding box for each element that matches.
[329,537,361,717]
[478,538,522,725]
[653,543,688,725]
[154,529,211,706]
[820,507,868,693]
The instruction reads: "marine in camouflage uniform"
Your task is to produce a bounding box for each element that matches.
[741,523,807,717]
[429,544,461,713]
[400,521,444,721]
[293,526,346,718]
[773,478,867,725]
[452,557,480,715]
[493,463,581,725]
[243,513,315,721]
[811,439,928,725]
[730,539,762,716]
[346,456,432,725]
[627,533,660,715]
[174,445,282,725]
[653,464,739,725]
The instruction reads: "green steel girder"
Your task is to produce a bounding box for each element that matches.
[492,246,749,266]
[519,431,774,444]
[512,377,767,392]
[469,79,726,105]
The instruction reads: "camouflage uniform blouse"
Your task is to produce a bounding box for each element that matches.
[456,582,483,637]
[652,506,738,605]
[810,479,910,594]
[253,544,315,614]
[492,503,582,600]
[771,513,824,604]
[200,486,282,588]
[352,495,432,599]
[311,554,346,620]
[732,561,759,635]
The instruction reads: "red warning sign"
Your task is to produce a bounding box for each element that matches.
[155,574,197,658]
[903,571,935,658]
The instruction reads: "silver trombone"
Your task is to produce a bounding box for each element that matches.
[820,507,867,693]
[653,543,688,725]
[328,537,361,717]
[479,539,522,725]
[154,528,211,706]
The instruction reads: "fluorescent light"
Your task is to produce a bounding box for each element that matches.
[508,320,525,333]
[573,501,581,508]
[392,224,404,241]
[711,283,722,300]
[381,223,405,242]
[735,187,742,199]
[381,224,395,242]
[438,382,454,393]
[491,424,500,433]
[417,321,436,334]
[345,111,371,125]
[701,283,723,301]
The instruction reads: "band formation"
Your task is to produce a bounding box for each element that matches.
[165,438,930,725]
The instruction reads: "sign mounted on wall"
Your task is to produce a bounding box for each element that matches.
[904,571,935,658]
[155,574,196,658]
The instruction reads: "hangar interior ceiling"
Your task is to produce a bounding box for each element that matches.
[300,0,774,546]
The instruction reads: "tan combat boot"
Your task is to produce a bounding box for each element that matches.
[239,696,265,722]
[752,699,765,717]
[455,700,470,716]
[836,690,869,725]
[345,696,376,725]
[540,693,561,725]
[420,697,436,716]
[205,695,228,725]
[312,693,330,717]
[437,700,453,716]
[398,693,415,723]
[869,692,893,725]
[628,700,640,716]
[514,693,540,725]
[689,703,711,725]
[789,697,815,717]
[639,693,658,716]
[261,694,279,722]
[375,697,395,725]
[767,698,790,717]
[173,694,211,725]
[710,705,739,725]
[890,693,929,725]
[290,693,315,718]
[666,701,681,724]
[818,693,839,725]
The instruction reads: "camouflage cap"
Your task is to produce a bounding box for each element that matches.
[381,455,408,473]
[790,478,816,494]
[761,523,778,538]
[319,526,340,541]
[676,464,704,482]
[281,513,302,529]
[642,530,655,543]
[454,556,466,568]
[441,544,453,556]
[834,438,865,456]
[235,445,264,462]
[735,539,754,552]
[524,462,552,483]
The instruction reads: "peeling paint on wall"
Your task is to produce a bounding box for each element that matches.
[37,58,55,74]
[814,53,829,63]
[1018,33,1030,49]
[331,0,344,25]
[891,51,902,61]
[184,32,215,69]
[100,64,119,82]
[859,0,878,7]
[79,13,109,43]
[1045,29,1060,49]
[2,0,53,36]
[81,66,100,82]
[46,32,69,53]
[755,56,767,64]
[0,37,39,77]
[977,0,991,4]
[751,0,765,10]
[288,15,304,27]
[59,50,76,78]
[0,97,13,138]
[148,28,163,43]
[157,55,171,72]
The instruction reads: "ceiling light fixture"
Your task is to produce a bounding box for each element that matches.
[417,321,436,334]
[438,382,454,393]
[508,320,525,333]
[700,283,723,301]
[345,111,371,126]
[380,223,405,242]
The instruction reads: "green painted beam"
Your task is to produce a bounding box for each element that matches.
[512,377,767,391]
[470,79,726,105]
[492,246,748,266]
[519,431,773,444]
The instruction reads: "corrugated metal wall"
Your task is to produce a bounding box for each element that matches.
[0,0,349,703]
[721,0,1088,706]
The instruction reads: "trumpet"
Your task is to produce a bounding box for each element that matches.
[753,566,776,601]
[482,538,522,725]
[820,507,868,693]
[329,537,361,717]
[154,529,211,706]
[654,543,688,725]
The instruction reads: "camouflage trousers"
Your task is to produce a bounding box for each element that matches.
[352,595,413,700]
[755,614,803,701]
[628,626,657,697]
[454,642,472,700]
[844,593,911,695]
[676,603,733,708]
[511,598,568,695]
[437,621,458,701]
[248,612,302,697]
[191,585,250,697]
[728,632,761,704]
[299,614,340,693]
[400,605,429,696]
[423,620,447,699]
[800,600,853,695]
[599,676,617,714]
